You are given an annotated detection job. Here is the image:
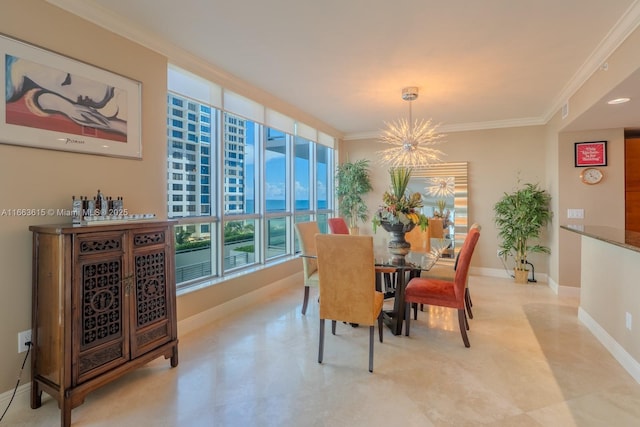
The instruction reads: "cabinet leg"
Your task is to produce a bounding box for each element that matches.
[30,381,42,409]
[170,345,179,367]
[62,399,72,427]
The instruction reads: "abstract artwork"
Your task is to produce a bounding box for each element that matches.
[0,35,141,159]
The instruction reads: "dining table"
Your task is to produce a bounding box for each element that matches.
[302,240,447,336]
[373,246,446,335]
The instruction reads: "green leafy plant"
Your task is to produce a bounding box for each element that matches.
[373,167,428,232]
[494,181,552,273]
[335,159,374,229]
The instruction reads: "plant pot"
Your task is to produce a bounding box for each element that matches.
[380,221,416,265]
[514,269,529,284]
[349,227,359,235]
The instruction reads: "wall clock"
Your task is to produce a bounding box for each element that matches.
[580,167,603,185]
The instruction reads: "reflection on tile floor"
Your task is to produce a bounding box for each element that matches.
[5,275,640,426]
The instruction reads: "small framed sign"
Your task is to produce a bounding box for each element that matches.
[575,141,607,167]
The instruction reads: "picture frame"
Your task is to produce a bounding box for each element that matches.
[0,34,142,159]
[575,141,607,167]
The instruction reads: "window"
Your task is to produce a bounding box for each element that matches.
[265,128,288,212]
[316,144,331,211]
[295,136,312,211]
[167,66,334,289]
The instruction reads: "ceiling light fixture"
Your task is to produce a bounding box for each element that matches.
[607,97,630,105]
[426,176,455,198]
[378,86,446,167]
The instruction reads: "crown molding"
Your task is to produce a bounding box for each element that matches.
[47,0,640,139]
[543,0,640,123]
[343,116,546,141]
[45,0,343,138]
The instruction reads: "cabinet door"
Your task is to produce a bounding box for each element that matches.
[73,231,128,385]
[129,226,175,358]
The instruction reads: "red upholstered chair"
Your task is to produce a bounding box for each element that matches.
[418,223,482,319]
[328,217,350,234]
[404,227,480,347]
[315,234,384,372]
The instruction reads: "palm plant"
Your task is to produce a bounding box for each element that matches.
[494,181,552,281]
[335,159,373,230]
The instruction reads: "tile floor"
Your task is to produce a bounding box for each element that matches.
[4,275,640,426]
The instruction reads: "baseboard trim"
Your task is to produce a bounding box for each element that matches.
[0,382,31,415]
[471,267,548,284]
[578,307,640,384]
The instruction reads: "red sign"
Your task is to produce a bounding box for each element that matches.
[575,141,607,167]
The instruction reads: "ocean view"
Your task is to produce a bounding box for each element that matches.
[246,199,327,211]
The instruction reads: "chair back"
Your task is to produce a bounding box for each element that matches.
[315,234,378,325]
[405,226,430,252]
[295,221,320,279]
[328,217,350,234]
[453,223,482,270]
[429,218,444,238]
[453,228,480,301]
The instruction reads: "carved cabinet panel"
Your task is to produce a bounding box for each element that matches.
[30,221,178,427]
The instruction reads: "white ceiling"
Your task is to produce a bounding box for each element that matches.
[49,0,640,138]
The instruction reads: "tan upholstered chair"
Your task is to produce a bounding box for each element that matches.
[404,227,480,347]
[294,221,320,315]
[327,217,350,234]
[429,218,444,238]
[405,225,431,253]
[315,234,384,372]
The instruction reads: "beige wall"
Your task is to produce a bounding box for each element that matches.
[557,129,625,287]
[580,236,640,364]
[0,0,167,393]
[342,126,549,275]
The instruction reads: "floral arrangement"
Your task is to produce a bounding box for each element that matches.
[372,167,429,232]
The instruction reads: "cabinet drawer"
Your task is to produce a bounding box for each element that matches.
[76,231,125,256]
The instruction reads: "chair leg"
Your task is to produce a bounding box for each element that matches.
[378,313,383,343]
[467,287,473,307]
[458,309,470,348]
[465,288,473,319]
[369,325,374,373]
[318,318,325,363]
[302,286,310,315]
[413,302,418,320]
[331,320,337,335]
[405,303,411,336]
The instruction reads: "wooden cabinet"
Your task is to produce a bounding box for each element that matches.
[29,221,179,427]
[626,137,640,232]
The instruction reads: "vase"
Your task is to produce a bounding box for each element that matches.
[514,268,529,284]
[380,221,416,265]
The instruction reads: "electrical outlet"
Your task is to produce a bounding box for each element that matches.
[626,312,632,331]
[18,329,32,353]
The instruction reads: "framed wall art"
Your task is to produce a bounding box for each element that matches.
[575,141,607,167]
[0,34,142,159]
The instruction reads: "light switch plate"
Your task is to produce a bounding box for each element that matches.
[567,209,584,219]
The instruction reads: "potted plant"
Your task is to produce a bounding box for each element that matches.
[372,167,429,264]
[335,159,373,234]
[494,181,552,284]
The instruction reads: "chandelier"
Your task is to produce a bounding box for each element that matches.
[426,176,455,198]
[378,87,445,167]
